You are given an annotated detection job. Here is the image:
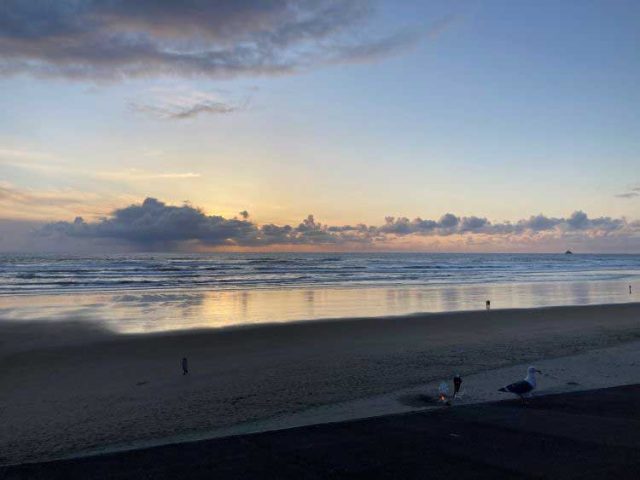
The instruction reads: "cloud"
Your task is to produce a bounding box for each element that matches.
[129,85,250,119]
[0,148,55,160]
[439,213,460,229]
[0,182,134,221]
[615,184,640,199]
[35,197,640,252]
[0,183,85,207]
[459,216,489,232]
[1,154,202,182]
[96,169,201,180]
[566,210,589,230]
[0,181,114,220]
[42,197,259,246]
[39,199,372,248]
[519,214,560,231]
[0,0,428,80]
[130,99,240,120]
[325,28,422,65]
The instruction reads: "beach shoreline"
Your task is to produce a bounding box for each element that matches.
[2,302,640,465]
[2,266,638,334]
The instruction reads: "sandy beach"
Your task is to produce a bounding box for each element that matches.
[6,385,640,479]
[2,302,640,465]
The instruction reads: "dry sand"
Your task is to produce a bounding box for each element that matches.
[1,303,640,465]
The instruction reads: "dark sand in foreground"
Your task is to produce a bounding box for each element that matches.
[1,303,640,465]
[4,385,640,479]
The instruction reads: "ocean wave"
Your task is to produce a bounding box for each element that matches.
[1,253,639,295]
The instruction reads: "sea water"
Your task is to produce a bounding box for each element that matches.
[1,253,639,333]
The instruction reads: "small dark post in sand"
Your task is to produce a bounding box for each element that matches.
[453,375,462,398]
[630,285,632,295]
[486,300,490,310]
[181,357,189,375]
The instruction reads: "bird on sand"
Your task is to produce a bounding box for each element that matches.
[499,366,542,402]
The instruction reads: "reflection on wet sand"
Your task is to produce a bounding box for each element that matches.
[0,279,636,334]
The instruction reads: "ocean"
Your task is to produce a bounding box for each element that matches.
[1,253,639,333]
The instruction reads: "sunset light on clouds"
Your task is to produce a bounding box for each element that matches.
[4,5,640,473]
[1,0,639,252]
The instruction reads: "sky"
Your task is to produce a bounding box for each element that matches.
[0,0,639,253]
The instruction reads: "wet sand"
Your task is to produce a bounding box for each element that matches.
[1,303,640,465]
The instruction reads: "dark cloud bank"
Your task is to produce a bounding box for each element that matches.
[39,197,640,251]
[0,0,422,79]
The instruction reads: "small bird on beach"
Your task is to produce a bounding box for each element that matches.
[498,366,542,402]
[181,357,189,375]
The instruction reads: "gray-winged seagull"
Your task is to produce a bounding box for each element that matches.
[499,366,542,402]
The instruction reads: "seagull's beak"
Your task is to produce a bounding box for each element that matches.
[536,369,543,374]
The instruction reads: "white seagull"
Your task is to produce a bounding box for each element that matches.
[499,366,542,402]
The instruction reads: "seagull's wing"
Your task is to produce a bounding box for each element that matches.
[499,380,533,395]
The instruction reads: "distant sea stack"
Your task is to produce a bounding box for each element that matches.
[565,250,573,255]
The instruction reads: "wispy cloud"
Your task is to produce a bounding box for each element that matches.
[0,182,133,221]
[131,100,238,120]
[0,1,430,81]
[0,183,84,206]
[153,172,201,179]
[1,150,202,182]
[96,169,202,180]
[615,185,640,199]
[129,85,249,119]
[0,148,55,160]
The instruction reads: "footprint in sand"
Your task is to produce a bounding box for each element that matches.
[136,381,149,386]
